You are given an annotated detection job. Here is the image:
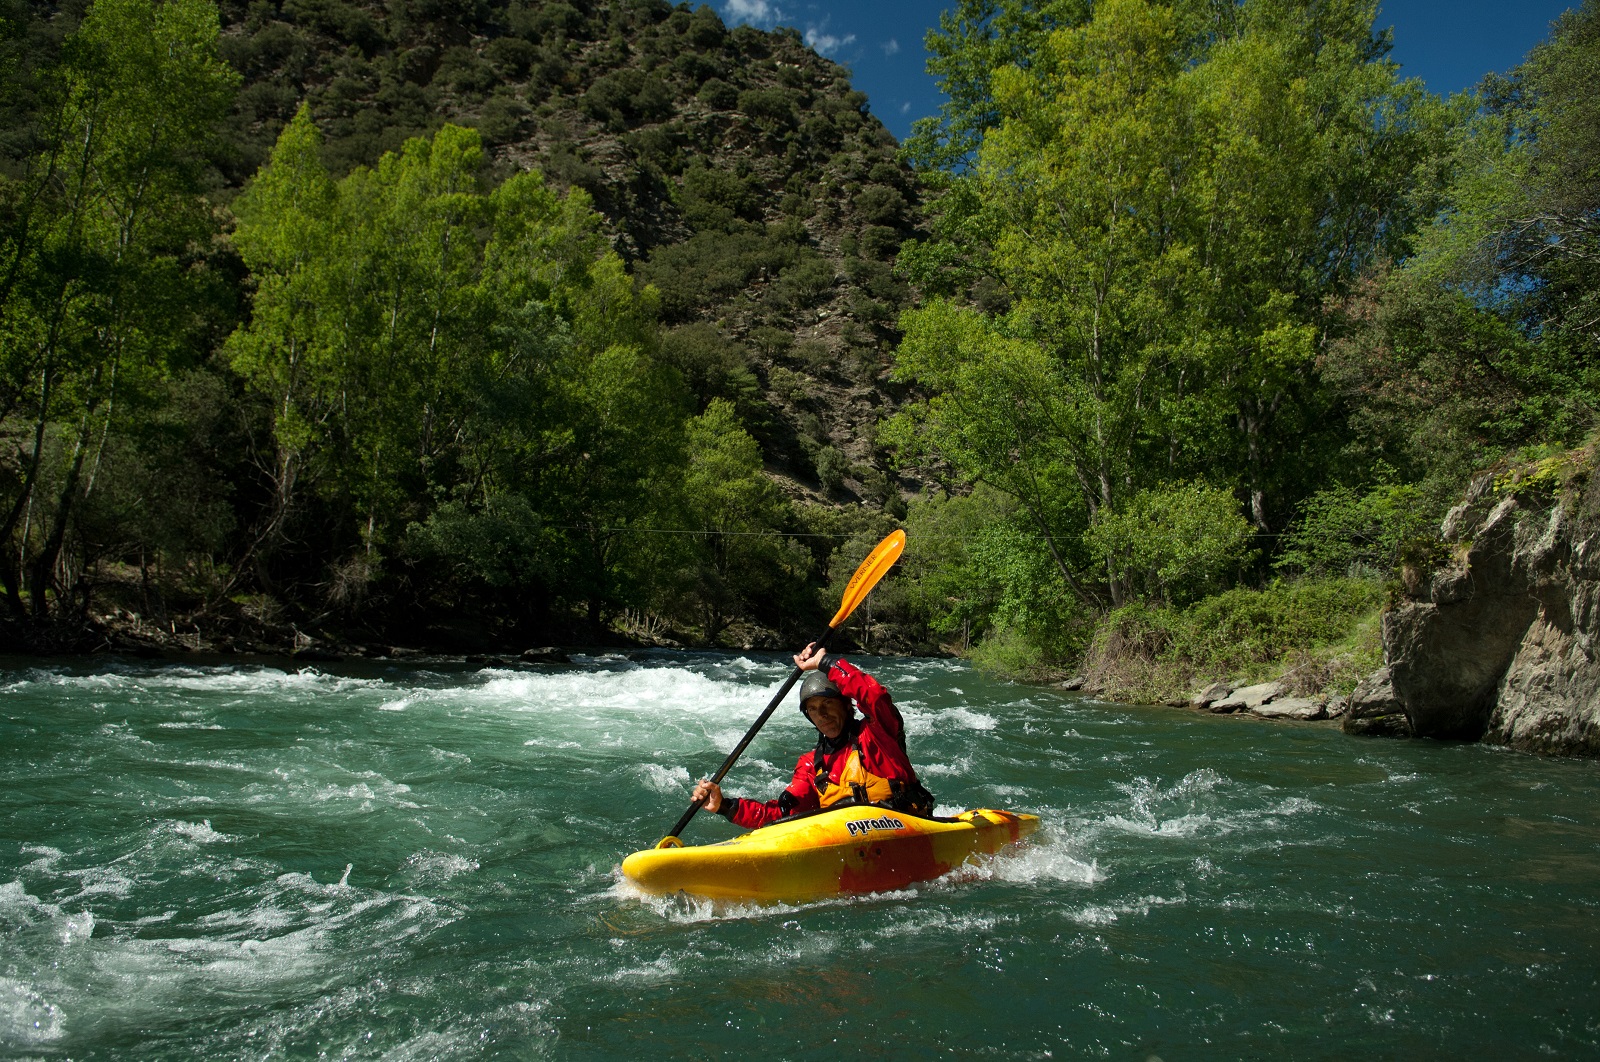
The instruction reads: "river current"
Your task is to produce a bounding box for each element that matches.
[1,652,1596,1059]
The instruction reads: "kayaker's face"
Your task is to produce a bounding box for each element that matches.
[803,696,850,739]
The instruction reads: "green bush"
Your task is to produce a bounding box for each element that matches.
[582,69,673,125]
[657,324,763,421]
[1085,577,1387,697]
[484,36,536,77]
[738,87,797,129]
[816,445,848,494]
[770,254,836,310]
[437,45,496,94]
[1276,480,1436,578]
[678,162,757,230]
[1085,482,1256,606]
[859,225,901,259]
[637,231,799,321]
[854,185,905,225]
[697,77,737,109]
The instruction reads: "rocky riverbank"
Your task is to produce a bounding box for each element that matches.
[1058,448,1600,757]
[1340,450,1600,756]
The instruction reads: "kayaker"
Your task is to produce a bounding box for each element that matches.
[692,643,935,827]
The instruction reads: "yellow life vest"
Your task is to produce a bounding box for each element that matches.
[813,747,897,809]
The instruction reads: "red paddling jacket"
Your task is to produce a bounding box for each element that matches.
[719,657,932,829]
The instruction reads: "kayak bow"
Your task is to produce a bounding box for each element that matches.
[621,804,1039,903]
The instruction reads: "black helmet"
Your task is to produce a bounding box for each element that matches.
[797,670,844,714]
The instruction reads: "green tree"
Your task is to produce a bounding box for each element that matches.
[231,116,682,629]
[893,0,1436,619]
[0,0,237,622]
[1084,482,1256,606]
[668,398,801,643]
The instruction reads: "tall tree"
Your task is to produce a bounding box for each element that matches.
[893,0,1436,609]
[231,116,683,629]
[0,0,236,623]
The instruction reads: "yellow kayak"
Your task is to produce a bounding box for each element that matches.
[621,805,1039,903]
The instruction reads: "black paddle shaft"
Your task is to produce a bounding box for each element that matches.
[664,626,835,841]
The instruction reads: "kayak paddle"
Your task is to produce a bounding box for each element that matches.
[655,528,906,848]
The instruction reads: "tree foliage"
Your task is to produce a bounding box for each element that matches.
[0,0,237,627]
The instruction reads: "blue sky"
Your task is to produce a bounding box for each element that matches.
[717,0,1578,143]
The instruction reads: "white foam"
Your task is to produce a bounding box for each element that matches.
[604,952,686,982]
[0,881,59,929]
[871,910,1005,940]
[919,755,975,778]
[169,820,233,844]
[903,706,997,736]
[12,665,391,699]
[947,839,1103,888]
[401,851,479,886]
[607,874,916,923]
[1066,893,1185,926]
[0,977,62,1044]
[636,763,691,793]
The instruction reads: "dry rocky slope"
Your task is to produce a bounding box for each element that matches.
[217,0,928,507]
[1343,452,1600,756]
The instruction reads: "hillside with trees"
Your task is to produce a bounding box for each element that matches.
[0,0,1595,687]
[0,0,929,654]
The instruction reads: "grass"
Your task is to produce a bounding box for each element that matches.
[1080,577,1386,704]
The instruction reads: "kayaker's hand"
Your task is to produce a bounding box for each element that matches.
[794,643,826,671]
[692,778,723,813]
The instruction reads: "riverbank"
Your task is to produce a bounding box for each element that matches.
[1059,577,1385,710]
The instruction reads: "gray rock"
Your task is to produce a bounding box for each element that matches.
[1059,676,1086,691]
[521,647,570,664]
[1342,666,1412,738]
[1211,681,1283,713]
[1251,697,1325,721]
[1377,469,1600,754]
[1190,681,1232,710]
[1324,694,1349,719]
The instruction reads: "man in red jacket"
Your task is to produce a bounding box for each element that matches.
[691,642,935,829]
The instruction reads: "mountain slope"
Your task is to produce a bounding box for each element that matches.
[217,0,927,507]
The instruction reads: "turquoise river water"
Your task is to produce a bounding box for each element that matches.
[1,652,1597,1059]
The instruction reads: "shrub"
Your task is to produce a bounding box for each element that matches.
[477,96,529,145]
[748,326,793,358]
[485,36,536,77]
[859,225,901,259]
[696,77,737,109]
[816,446,848,493]
[686,5,725,48]
[582,69,673,125]
[438,45,496,94]
[1276,480,1435,578]
[770,255,836,310]
[1085,482,1256,606]
[678,162,757,230]
[1082,577,1387,698]
[854,185,905,225]
[738,87,797,129]
[657,324,763,420]
[637,231,799,320]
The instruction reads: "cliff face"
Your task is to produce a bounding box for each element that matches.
[1358,454,1600,755]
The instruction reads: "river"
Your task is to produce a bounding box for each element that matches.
[1,651,1596,1059]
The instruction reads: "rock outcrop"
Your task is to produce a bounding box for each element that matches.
[1361,455,1600,755]
[1341,666,1412,737]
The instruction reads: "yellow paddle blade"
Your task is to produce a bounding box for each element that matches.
[828,529,906,629]
[655,835,683,849]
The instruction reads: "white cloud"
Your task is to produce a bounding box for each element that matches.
[805,28,856,55]
[900,101,911,114]
[882,38,900,57]
[724,0,782,26]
